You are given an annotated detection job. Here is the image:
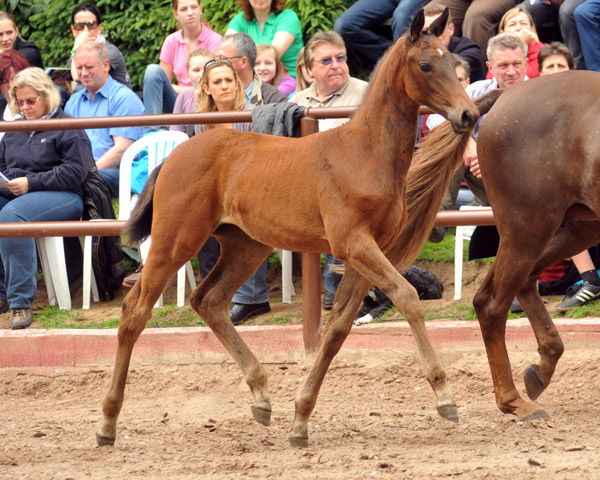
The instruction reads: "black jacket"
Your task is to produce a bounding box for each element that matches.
[0,107,92,198]
[14,36,44,69]
[449,36,486,83]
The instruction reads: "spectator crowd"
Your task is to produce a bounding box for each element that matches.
[1,0,599,329]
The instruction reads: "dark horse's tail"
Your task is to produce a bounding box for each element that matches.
[385,89,504,267]
[125,163,164,244]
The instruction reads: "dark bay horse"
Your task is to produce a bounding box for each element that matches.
[473,70,600,421]
[96,10,478,448]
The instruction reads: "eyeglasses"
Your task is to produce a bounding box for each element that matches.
[16,96,40,107]
[314,54,347,67]
[73,21,99,31]
[217,55,243,62]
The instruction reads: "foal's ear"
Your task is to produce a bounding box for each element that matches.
[409,9,425,43]
[428,8,449,38]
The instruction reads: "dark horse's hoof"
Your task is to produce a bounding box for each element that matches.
[520,409,550,422]
[96,432,116,447]
[437,404,459,423]
[289,434,309,448]
[524,365,546,401]
[252,406,271,426]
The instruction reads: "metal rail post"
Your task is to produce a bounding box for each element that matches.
[300,116,323,355]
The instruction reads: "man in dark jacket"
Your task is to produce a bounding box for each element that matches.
[423,4,486,82]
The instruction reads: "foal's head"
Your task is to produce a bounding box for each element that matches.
[399,9,478,133]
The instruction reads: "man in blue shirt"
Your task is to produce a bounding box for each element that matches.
[65,41,143,197]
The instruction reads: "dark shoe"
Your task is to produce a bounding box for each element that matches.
[556,281,600,312]
[229,302,271,326]
[10,308,32,330]
[0,300,8,314]
[428,226,447,243]
[322,291,335,310]
[510,297,523,314]
[122,265,143,288]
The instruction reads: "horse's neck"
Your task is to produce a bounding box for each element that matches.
[351,47,420,167]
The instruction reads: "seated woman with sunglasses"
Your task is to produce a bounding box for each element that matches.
[69,2,131,89]
[0,67,92,330]
[194,57,271,325]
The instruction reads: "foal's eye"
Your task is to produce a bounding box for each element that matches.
[419,63,432,73]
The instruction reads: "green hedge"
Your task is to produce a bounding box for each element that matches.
[1,0,354,90]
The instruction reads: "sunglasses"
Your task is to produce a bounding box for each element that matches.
[16,96,40,107]
[314,54,347,67]
[73,20,99,31]
[204,57,234,70]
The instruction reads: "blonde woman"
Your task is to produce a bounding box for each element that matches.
[497,5,544,79]
[194,57,270,325]
[294,47,313,93]
[0,67,92,329]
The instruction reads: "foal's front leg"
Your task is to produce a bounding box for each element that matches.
[347,239,457,422]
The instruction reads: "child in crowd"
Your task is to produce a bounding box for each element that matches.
[255,44,296,97]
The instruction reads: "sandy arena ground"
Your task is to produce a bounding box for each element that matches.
[1,341,600,480]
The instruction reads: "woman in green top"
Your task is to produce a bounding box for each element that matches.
[226,0,303,78]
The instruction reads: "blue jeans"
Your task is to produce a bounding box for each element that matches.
[143,64,178,118]
[323,253,343,295]
[575,0,600,72]
[0,191,83,309]
[334,0,429,63]
[99,168,120,198]
[198,236,269,304]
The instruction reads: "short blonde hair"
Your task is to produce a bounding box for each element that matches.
[9,67,61,116]
[499,6,540,42]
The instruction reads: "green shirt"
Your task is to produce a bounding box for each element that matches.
[227,9,304,79]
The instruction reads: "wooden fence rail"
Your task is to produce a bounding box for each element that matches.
[0,106,486,355]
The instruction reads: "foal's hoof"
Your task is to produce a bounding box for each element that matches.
[252,406,271,426]
[524,365,546,401]
[520,409,550,423]
[437,404,459,423]
[289,434,309,448]
[96,431,116,447]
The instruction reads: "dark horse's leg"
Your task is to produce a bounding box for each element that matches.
[189,225,274,426]
[96,237,199,446]
[518,220,600,401]
[290,266,372,447]
[474,219,600,421]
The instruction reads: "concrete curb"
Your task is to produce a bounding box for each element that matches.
[1,318,600,368]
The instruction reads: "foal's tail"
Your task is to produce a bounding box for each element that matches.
[125,163,164,244]
[385,90,503,267]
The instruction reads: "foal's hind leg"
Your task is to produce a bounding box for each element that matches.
[189,226,274,426]
[290,266,372,447]
[96,248,192,446]
[519,221,600,401]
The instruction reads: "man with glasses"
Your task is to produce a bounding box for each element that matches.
[69,2,131,89]
[290,30,368,309]
[216,33,287,105]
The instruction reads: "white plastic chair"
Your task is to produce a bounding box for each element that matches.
[454,205,492,300]
[37,236,99,310]
[280,249,295,303]
[83,131,195,308]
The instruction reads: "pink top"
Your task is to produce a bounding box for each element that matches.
[277,74,297,97]
[160,26,222,86]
